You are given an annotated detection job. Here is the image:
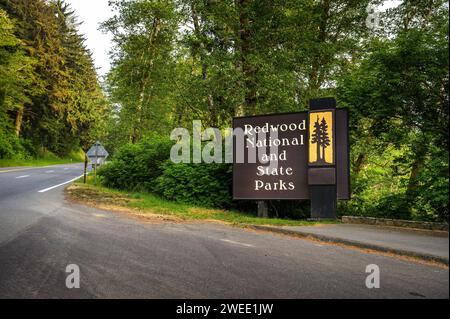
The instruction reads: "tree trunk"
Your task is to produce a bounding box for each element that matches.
[15,108,24,137]
[133,17,161,143]
[308,0,330,96]
[207,94,216,127]
[352,153,366,175]
[192,3,217,127]
[406,155,425,198]
[405,139,428,209]
[316,142,321,162]
[235,0,256,116]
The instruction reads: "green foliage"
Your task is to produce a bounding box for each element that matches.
[0,8,34,115]
[98,136,311,217]
[99,136,233,209]
[101,0,180,142]
[154,162,232,208]
[97,0,448,222]
[410,148,449,222]
[337,9,449,222]
[0,0,109,161]
[0,128,25,159]
[102,0,372,138]
[0,151,83,167]
[97,136,173,192]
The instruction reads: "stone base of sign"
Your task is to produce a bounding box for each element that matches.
[342,216,449,232]
[307,218,337,222]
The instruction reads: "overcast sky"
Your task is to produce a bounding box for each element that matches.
[66,0,402,79]
[66,0,114,77]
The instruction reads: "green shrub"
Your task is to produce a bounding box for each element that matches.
[97,135,172,192]
[154,161,310,217]
[0,129,26,159]
[411,151,449,222]
[98,136,313,218]
[154,161,233,208]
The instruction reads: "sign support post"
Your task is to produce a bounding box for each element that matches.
[83,154,88,184]
[308,98,337,220]
[94,145,98,186]
[257,201,269,218]
[86,141,109,186]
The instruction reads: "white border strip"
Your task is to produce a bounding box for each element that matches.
[38,174,85,193]
[220,239,254,247]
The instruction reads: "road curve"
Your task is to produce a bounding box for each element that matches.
[0,164,448,298]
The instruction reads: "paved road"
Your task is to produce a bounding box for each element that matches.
[281,224,449,261]
[0,164,448,298]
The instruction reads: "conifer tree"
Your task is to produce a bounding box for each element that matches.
[311,116,322,163]
[320,117,331,163]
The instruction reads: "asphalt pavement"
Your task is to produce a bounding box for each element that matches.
[252,224,449,264]
[0,164,448,298]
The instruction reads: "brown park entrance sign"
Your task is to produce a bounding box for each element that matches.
[233,112,309,199]
[232,97,350,219]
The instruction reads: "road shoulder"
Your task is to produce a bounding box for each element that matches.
[66,183,449,267]
[246,224,449,266]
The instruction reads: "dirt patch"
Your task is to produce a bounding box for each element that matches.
[66,184,239,226]
[188,207,226,215]
[65,184,235,226]
[66,184,184,224]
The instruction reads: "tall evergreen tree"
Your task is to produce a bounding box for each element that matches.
[0,8,35,157]
[0,0,109,157]
[311,116,322,162]
[320,117,331,162]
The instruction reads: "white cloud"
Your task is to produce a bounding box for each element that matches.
[66,0,115,77]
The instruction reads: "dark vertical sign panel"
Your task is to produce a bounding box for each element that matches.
[336,109,350,199]
[233,113,309,199]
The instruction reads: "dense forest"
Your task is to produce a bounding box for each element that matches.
[1,0,448,222]
[0,0,108,160]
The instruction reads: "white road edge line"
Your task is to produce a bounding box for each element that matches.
[15,175,30,179]
[38,174,84,193]
[45,170,55,173]
[220,239,254,247]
